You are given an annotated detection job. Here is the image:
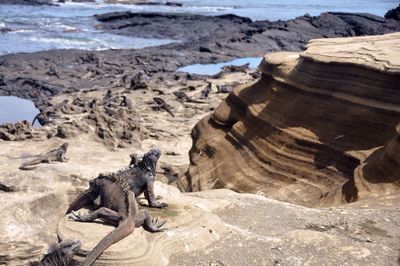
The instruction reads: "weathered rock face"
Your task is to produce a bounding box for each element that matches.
[182,32,400,207]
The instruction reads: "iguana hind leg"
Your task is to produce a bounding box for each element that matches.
[81,191,137,266]
[65,188,98,215]
[71,207,121,224]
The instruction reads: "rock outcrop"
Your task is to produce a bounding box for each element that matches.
[385,4,400,20]
[182,32,400,207]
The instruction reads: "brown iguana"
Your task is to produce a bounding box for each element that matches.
[127,147,168,208]
[65,167,166,266]
[29,239,82,266]
[19,143,69,170]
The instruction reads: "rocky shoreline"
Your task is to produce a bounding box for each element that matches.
[0,8,399,146]
[0,6,400,265]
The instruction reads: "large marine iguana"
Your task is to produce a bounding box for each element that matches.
[19,142,69,170]
[19,143,69,170]
[66,148,167,214]
[65,167,165,266]
[29,239,82,266]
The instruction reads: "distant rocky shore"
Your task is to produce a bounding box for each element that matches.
[1,8,399,100]
[0,7,399,145]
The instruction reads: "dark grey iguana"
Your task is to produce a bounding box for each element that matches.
[127,147,168,208]
[172,91,206,104]
[29,239,82,266]
[19,143,69,170]
[65,166,166,266]
[152,97,175,117]
[200,81,212,99]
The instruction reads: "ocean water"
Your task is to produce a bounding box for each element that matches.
[0,96,40,126]
[0,0,398,55]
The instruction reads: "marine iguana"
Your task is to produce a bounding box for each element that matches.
[173,91,206,104]
[200,81,212,99]
[19,143,69,170]
[65,167,165,266]
[127,147,168,208]
[153,97,175,117]
[29,239,82,266]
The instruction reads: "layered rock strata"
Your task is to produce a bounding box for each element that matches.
[182,32,400,207]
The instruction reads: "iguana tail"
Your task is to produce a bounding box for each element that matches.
[82,192,137,266]
[19,159,42,170]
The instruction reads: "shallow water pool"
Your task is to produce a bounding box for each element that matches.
[177,57,262,76]
[0,96,40,127]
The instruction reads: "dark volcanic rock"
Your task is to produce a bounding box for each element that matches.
[0,121,42,141]
[0,10,399,146]
[385,5,400,20]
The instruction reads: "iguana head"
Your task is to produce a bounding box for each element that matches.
[61,142,69,150]
[47,239,82,256]
[130,147,161,176]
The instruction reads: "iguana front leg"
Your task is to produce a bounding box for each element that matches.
[61,154,69,162]
[145,181,168,208]
[135,209,166,232]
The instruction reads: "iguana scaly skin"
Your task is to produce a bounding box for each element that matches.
[29,239,82,266]
[128,147,168,208]
[65,160,166,266]
[19,143,69,170]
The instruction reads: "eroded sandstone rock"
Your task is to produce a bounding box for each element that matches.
[182,32,400,207]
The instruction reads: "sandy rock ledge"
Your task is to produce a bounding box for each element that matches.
[57,182,231,265]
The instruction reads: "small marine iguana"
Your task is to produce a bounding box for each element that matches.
[127,147,168,208]
[173,91,206,104]
[29,239,82,266]
[153,97,175,117]
[200,82,212,99]
[19,143,69,170]
[65,167,165,266]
